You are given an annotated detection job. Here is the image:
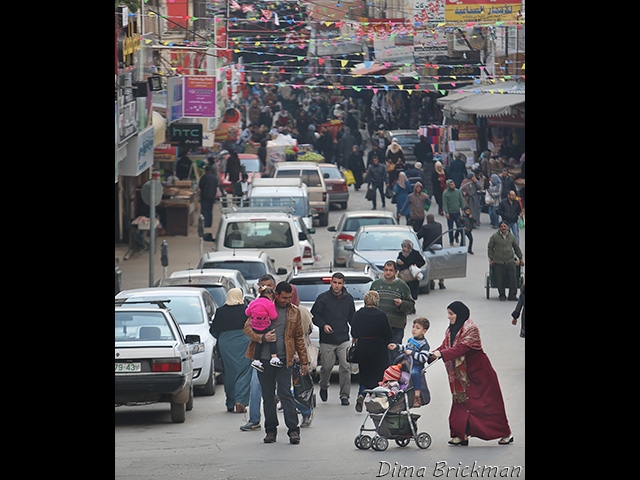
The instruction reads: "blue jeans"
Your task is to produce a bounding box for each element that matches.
[488,205,499,227]
[248,369,262,424]
[509,221,520,243]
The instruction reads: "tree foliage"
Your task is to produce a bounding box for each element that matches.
[116,1,139,13]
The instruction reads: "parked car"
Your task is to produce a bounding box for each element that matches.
[207,209,305,272]
[273,162,330,226]
[286,266,378,376]
[344,225,468,293]
[327,210,398,267]
[318,163,349,210]
[293,216,316,266]
[219,153,262,195]
[115,287,219,396]
[196,250,286,291]
[248,177,313,229]
[160,270,254,305]
[387,129,420,165]
[115,299,197,423]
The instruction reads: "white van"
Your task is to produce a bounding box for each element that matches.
[211,209,310,272]
[248,178,313,229]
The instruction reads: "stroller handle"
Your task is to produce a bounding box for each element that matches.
[423,356,440,372]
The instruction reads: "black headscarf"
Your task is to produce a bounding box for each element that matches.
[447,301,470,344]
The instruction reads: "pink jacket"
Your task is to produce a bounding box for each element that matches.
[245,297,278,331]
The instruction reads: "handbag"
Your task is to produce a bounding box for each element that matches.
[398,268,415,282]
[518,215,525,229]
[385,185,395,199]
[484,190,495,205]
[365,186,375,201]
[347,343,358,363]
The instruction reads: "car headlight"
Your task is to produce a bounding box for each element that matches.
[191,342,206,354]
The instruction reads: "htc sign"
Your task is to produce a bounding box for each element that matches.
[168,123,203,147]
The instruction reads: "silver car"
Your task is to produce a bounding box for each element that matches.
[115,287,219,396]
[344,225,468,293]
[327,210,398,267]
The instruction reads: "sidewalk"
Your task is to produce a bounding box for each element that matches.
[115,203,222,291]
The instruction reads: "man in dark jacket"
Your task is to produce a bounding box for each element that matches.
[416,214,446,290]
[198,165,219,227]
[311,272,356,406]
[496,190,523,243]
[366,155,389,210]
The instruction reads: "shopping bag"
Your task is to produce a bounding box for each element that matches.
[365,186,374,201]
[344,169,356,186]
[518,215,525,229]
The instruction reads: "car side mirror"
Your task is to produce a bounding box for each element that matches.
[307,227,316,234]
[203,233,215,242]
[426,244,443,253]
[344,244,354,251]
[185,334,201,344]
[327,226,336,232]
[277,267,287,275]
[298,232,308,241]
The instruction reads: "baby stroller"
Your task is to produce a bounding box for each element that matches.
[354,355,436,451]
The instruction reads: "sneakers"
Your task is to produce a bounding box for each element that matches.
[340,397,350,406]
[263,432,277,443]
[240,421,261,431]
[301,416,312,428]
[270,357,284,367]
[355,395,364,413]
[320,388,328,402]
[289,432,300,444]
[251,359,264,372]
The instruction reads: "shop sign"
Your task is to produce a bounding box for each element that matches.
[166,76,184,124]
[444,0,521,23]
[120,126,154,176]
[183,76,216,118]
[117,70,138,144]
[169,123,203,147]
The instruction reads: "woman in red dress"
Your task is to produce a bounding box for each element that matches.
[430,301,513,446]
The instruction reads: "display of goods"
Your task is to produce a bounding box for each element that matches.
[297,152,324,162]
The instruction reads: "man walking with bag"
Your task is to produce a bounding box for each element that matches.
[366,155,389,210]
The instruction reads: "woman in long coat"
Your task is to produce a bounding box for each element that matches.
[430,301,513,446]
[350,290,393,413]
[460,171,482,226]
[210,288,252,413]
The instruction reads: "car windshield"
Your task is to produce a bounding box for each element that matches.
[115,311,176,341]
[276,169,322,188]
[223,221,294,249]
[320,167,342,179]
[343,217,395,232]
[120,296,205,325]
[290,277,373,301]
[355,231,418,251]
[202,261,266,281]
[241,158,261,172]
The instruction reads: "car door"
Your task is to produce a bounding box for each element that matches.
[423,229,468,280]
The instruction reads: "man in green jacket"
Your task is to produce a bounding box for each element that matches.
[442,179,466,246]
[487,221,524,301]
[370,260,415,364]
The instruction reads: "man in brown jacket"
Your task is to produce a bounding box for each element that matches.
[244,281,308,444]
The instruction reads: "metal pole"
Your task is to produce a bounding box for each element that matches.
[149,172,158,287]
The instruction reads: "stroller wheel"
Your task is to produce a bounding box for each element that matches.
[358,435,371,450]
[416,432,432,449]
[372,436,389,451]
[395,437,411,447]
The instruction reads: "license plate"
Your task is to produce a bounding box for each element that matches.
[115,362,141,372]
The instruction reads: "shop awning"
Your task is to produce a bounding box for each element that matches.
[350,63,393,76]
[446,93,524,117]
[438,81,525,117]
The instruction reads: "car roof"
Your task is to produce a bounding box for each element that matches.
[160,274,231,285]
[221,211,294,220]
[116,287,211,298]
[358,224,414,232]
[340,210,396,218]
[275,162,323,169]
[288,267,375,278]
[318,163,339,168]
[170,268,241,278]
[199,250,270,261]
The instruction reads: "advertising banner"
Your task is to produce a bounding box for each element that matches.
[183,76,216,118]
[444,0,521,23]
